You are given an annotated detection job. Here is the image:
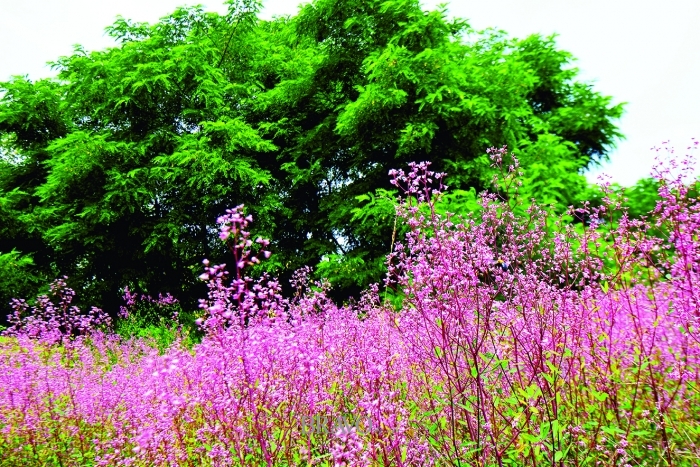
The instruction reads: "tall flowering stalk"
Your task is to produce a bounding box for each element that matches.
[196,205,280,332]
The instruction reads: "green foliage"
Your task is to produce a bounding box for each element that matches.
[515,133,591,212]
[0,0,624,315]
[0,250,44,314]
[619,177,663,219]
[114,301,201,352]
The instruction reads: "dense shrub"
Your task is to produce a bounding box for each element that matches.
[114,287,200,352]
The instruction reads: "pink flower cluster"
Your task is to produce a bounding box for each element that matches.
[3,276,111,344]
[0,144,698,466]
[119,286,179,319]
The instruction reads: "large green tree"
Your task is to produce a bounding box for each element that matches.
[0,0,623,318]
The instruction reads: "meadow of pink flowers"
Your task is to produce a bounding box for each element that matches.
[0,146,698,466]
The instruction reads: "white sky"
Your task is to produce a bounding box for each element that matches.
[1,0,698,186]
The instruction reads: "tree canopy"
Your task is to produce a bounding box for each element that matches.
[0,0,625,318]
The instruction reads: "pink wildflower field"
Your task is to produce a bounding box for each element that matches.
[1,146,699,466]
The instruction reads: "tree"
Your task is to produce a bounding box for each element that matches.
[244,0,623,298]
[0,0,624,319]
[0,1,276,319]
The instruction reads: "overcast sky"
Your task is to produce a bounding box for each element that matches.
[1,0,698,186]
